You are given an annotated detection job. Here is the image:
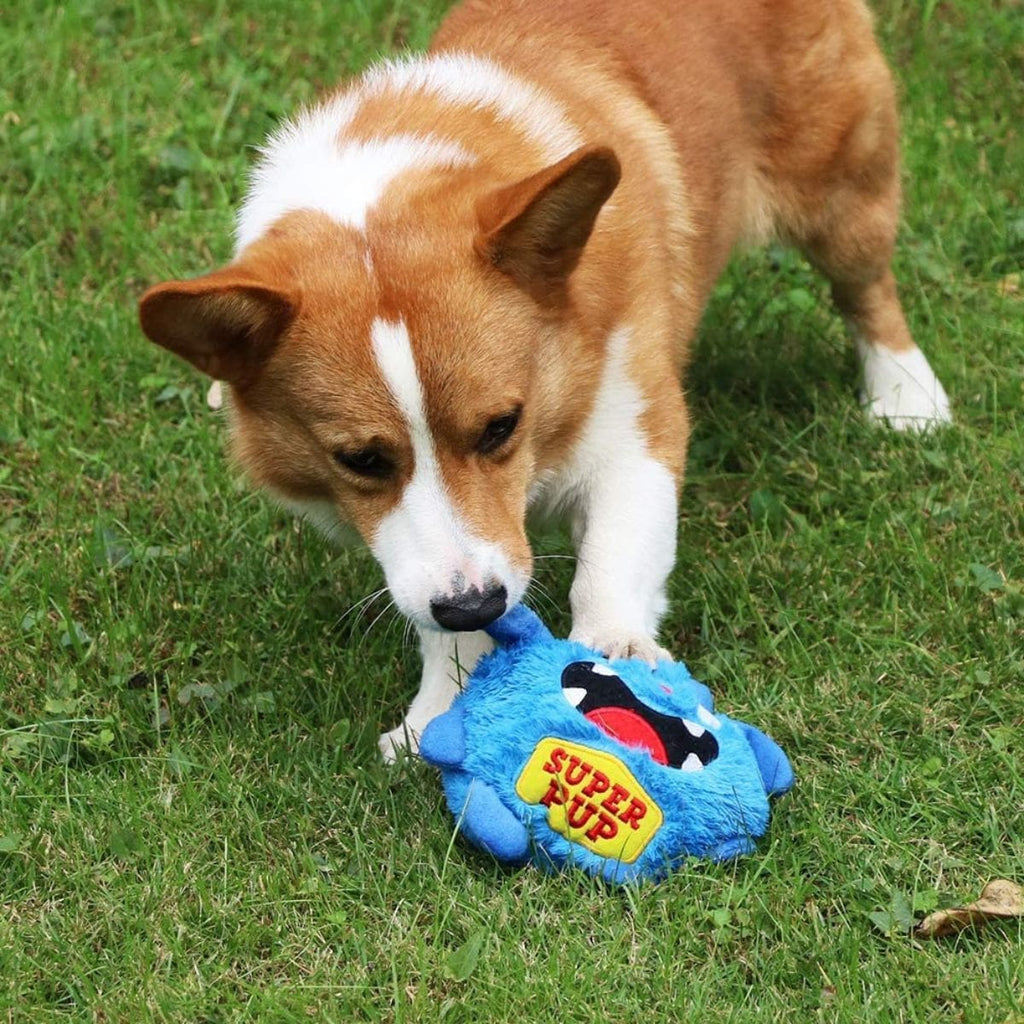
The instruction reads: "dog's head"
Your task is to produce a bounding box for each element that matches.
[139,141,619,632]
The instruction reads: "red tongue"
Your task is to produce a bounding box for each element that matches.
[585,707,668,765]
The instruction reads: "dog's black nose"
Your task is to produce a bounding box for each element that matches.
[430,585,507,631]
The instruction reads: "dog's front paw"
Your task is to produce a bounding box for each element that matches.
[378,721,421,763]
[569,628,671,666]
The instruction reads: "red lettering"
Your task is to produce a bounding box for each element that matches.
[584,813,619,843]
[565,795,598,830]
[543,746,568,775]
[581,770,610,797]
[539,779,566,808]
[563,756,592,786]
[618,798,647,830]
[601,784,630,815]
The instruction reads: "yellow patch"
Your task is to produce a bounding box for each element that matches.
[515,738,663,863]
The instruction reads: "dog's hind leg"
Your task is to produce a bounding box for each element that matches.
[793,142,952,430]
[763,11,952,430]
[802,189,952,431]
[829,263,951,431]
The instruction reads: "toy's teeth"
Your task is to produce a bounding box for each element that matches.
[696,704,721,730]
[680,752,704,772]
[682,718,706,739]
[562,687,587,708]
[589,662,617,676]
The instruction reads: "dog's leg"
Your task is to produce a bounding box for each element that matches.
[806,183,951,431]
[802,176,951,429]
[564,333,686,663]
[768,24,951,431]
[567,460,679,665]
[833,268,951,432]
[378,627,493,762]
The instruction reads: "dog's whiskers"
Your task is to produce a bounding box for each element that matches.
[334,587,390,631]
[400,616,418,650]
[362,596,400,641]
[524,576,563,622]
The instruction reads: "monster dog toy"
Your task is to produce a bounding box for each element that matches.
[420,605,793,884]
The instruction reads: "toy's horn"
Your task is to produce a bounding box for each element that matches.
[739,723,795,796]
[484,604,552,647]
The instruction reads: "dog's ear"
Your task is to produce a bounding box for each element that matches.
[138,268,296,384]
[476,145,620,302]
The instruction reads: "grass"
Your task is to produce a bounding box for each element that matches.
[1,0,1022,1020]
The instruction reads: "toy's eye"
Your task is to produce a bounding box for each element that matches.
[333,447,394,479]
[476,408,521,455]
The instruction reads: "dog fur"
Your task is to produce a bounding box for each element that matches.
[139,0,951,759]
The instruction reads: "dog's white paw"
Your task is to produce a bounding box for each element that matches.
[378,721,421,763]
[859,342,952,432]
[570,629,671,666]
[206,380,224,410]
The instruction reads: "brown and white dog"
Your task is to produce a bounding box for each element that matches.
[139,0,950,759]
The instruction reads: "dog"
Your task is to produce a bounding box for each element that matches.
[139,0,951,760]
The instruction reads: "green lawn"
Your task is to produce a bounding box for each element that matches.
[1,1,1022,1020]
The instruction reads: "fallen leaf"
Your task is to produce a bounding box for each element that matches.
[914,879,1023,939]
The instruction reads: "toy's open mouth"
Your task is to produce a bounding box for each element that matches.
[561,661,720,770]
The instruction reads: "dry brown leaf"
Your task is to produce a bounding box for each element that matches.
[914,879,1023,939]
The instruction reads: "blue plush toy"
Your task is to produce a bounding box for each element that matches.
[420,605,793,884]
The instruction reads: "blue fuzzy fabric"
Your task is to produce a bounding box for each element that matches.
[420,606,793,884]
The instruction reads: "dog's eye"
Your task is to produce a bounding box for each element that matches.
[476,409,521,455]
[333,447,394,479]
